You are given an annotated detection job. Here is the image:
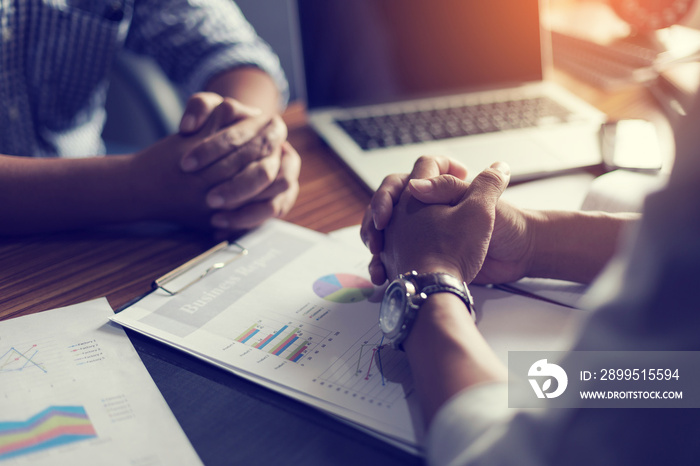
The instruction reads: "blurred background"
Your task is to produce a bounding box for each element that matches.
[102,0,700,151]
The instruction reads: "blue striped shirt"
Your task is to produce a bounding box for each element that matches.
[0,0,288,158]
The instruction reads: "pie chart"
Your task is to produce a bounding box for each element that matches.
[313,273,374,303]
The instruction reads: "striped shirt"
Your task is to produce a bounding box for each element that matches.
[0,0,288,158]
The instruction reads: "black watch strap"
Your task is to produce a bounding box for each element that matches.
[406,271,477,323]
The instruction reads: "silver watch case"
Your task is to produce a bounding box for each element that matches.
[379,271,476,350]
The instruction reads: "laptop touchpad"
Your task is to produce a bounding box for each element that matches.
[445,137,561,178]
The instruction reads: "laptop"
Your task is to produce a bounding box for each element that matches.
[294,0,606,191]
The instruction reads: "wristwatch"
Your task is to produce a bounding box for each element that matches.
[379,271,476,350]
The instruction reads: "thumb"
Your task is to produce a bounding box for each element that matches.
[408,174,469,205]
[468,162,511,205]
[180,92,224,134]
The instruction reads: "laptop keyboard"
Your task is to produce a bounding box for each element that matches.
[335,96,573,150]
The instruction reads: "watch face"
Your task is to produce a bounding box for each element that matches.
[379,283,406,336]
[610,0,697,31]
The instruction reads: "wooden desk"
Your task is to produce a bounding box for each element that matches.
[0,103,371,320]
[0,75,668,322]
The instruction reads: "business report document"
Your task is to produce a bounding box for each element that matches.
[112,220,583,450]
[0,299,202,465]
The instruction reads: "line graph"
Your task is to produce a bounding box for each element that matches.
[0,345,47,375]
[315,327,413,407]
[355,336,389,384]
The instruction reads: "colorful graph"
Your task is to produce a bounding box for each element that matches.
[313,273,374,304]
[0,406,97,460]
[0,345,46,374]
[235,319,329,363]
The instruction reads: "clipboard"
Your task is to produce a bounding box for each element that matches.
[153,241,248,295]
[115,241,248,312]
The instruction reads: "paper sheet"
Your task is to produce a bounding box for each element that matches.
[112,220,583,449]
[502,172,595,211]
[0,299,202,465]
[581,169,668,213]
[498,277,590,309]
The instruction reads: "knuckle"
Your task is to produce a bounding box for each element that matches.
[219,98,239,119]
[255,162,276,185]
[370,189,387,211]
[275,174,292,192]
[188,144,205,164]
[443,174,460,188]
[270,115,288,140]
[379,173,405,192]
[284,146,302,169]
[221,97,237,110]
[271,196,290,218]
[245,134,266,156]
[416,155,435,165]
[481,169,506,191]
[222,127,245,148]
[386,173,404,184]
[259,133,273,156]
[266,203,280,219]
[378,174,393,187]
[186,92,208,107]
[255,200,276,218]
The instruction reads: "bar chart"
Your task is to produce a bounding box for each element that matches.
[235,318,331,363]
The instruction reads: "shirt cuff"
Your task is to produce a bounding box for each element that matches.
[427,382,512,466]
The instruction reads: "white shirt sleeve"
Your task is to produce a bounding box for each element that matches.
[425,156,700,465]
[427,383,550,466]
[428,383,509,466]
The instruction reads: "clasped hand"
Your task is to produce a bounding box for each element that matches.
[132,92,300,236]
[361,155,535,286]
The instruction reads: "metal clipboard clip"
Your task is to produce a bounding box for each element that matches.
[153,241,248,296]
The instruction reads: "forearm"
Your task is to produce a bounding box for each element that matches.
[0,154,145,234]
[403,293,507,426]
[205,67,282,116]
[525,209,639,283]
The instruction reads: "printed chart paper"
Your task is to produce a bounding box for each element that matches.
[112,220,584,449]
[113,220,423,447]
[0,299,202,465]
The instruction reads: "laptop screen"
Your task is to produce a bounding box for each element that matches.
[297,0,543,109]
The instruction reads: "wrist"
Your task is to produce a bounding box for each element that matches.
[522,209,549,279]
[526,209,583,280]
[401,290,507,425]
[379,271,476,351]
[390,261,465,284]
[124,150,163,223]
[525,209,635,283]
[403,292,475,353]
